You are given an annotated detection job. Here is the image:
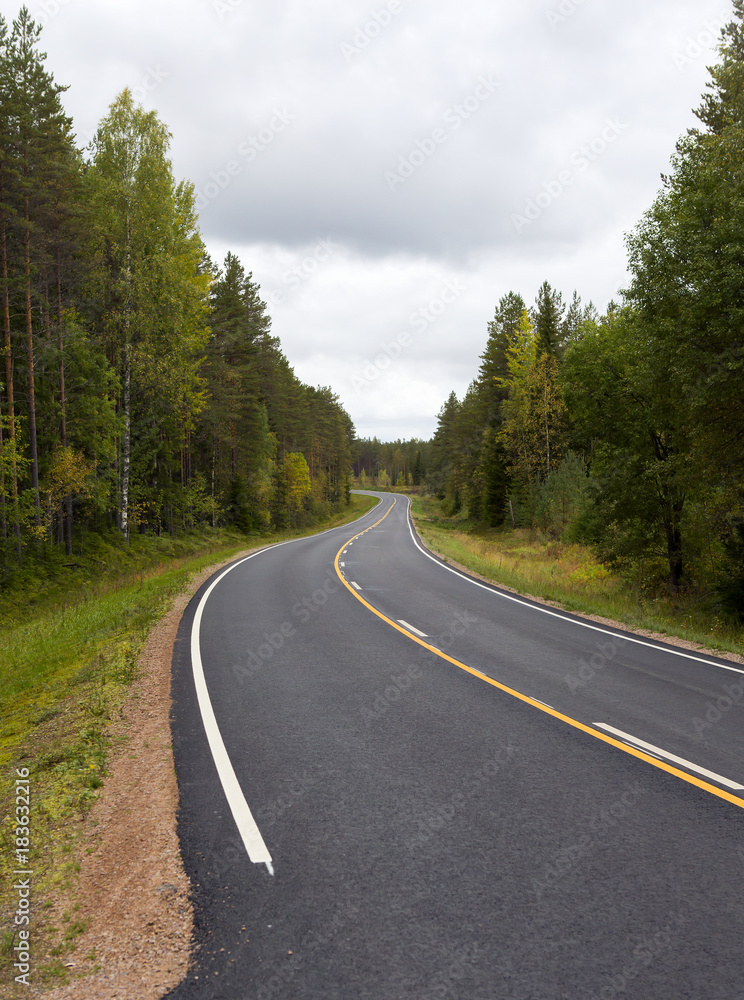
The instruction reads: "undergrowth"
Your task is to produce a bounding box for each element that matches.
[410,494,743,658]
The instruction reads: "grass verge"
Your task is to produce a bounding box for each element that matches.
[410,494,744,659]
[0,494,377,987]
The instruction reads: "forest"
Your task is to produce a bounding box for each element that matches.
[0,7,354,586]
[417,5,744,618]
[2,2,743,625]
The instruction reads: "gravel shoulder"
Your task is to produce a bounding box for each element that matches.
[32,549,259,1000]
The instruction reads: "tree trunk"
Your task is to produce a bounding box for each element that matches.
[121,346,131,539]
[121,198,132,541]
[211,434,216,529]
[0,180,21,556]
[664,501,685,593]
[56,242,72,555]
[0,390,6,541]
[23,187,41,529]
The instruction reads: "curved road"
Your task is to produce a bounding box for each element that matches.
[167,492,744,999]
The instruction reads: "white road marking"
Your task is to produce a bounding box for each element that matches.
[351,581,362,590]
[188,496,386,873]
[594,724,744,790]
[340,562,345,567]
[397,619,428,638]
[191,557,276,872]
[531,698,555,711]
[404,499,744,679]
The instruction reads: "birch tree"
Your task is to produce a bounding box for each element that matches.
[88,90,209,537]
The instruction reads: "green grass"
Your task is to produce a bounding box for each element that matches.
[411,495,744,658]
[0,494,377,987]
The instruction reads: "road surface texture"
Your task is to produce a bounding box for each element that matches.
[167,493,743,999]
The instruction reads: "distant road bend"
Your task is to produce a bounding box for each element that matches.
[168,491,744,999]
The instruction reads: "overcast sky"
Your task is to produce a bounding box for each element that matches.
[30,0,730,440]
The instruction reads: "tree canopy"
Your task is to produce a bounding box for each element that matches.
[0,6,355,578]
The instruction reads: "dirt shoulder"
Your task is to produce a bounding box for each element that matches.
[31,548,260,1000]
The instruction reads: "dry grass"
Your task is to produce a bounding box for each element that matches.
[411,496,743,658]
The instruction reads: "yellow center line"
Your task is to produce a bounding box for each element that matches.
[334,500,744,812]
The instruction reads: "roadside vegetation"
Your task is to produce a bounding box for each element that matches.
[0,494,376,985]
[356,9,744,638]
[0,8,355,580]
[410,493,744,659]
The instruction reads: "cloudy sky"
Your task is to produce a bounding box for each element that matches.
[30,0,730,440]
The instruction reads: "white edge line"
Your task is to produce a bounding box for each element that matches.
[190,498,384,872]
[191,554,275,869]
[397,619,428,638]
[404,498,744,679]
[594,723,744,790]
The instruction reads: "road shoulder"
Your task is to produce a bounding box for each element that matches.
[34,549,260,1000]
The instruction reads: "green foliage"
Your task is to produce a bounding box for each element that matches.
[716,520,744,622]
[0,13,355,569]
[535,452,590,541]
[532,280,564,357]
[411,8,744,625]
[625,4,744,492]
[562,308,690,590]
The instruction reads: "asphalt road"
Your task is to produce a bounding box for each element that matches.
[167,492,744,1000]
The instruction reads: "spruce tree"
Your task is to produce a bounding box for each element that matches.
[532,281,564,358]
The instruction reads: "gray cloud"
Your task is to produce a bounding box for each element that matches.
[34,0,730,439]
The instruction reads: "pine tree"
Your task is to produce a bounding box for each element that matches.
[625,3,744,496]
[532,281,564,358]
[0,13,21,552]
[476,291,525,425]
[7,7,74,530]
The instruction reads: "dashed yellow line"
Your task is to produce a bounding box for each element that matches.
[334,499,744,812]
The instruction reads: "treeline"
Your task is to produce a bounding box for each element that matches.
[353,438,432,489]
[428,5,744,614]
[0,7,353,574]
